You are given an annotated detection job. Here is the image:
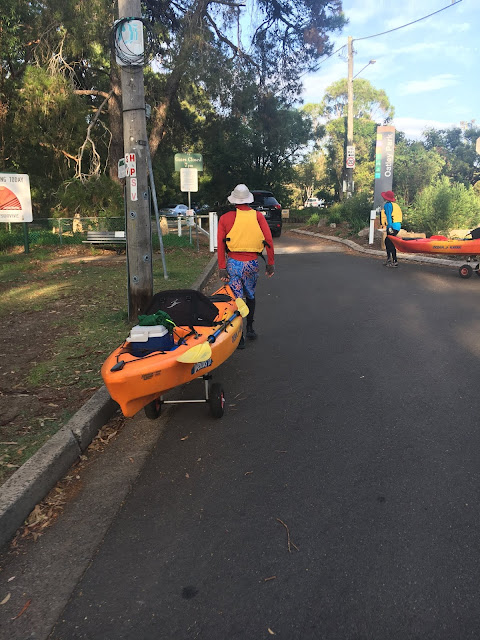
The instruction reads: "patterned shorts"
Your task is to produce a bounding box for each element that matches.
[226,258,259,299]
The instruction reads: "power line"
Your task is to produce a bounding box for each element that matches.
[354,0,463,43]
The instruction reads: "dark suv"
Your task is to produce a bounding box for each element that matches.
[217,189,283,237]
[251,190,282,237]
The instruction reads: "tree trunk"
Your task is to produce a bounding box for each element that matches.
[108,54,123,182]
[148,0,210,158]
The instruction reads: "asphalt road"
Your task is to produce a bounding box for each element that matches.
[7,232,480,639]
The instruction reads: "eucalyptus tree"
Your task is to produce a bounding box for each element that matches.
[306,78,394,199]
[1,0,346,214]
[423,126,480,187]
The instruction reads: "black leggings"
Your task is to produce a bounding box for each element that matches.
[385,230,399,260]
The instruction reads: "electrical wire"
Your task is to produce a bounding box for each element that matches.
[354,1,463,42]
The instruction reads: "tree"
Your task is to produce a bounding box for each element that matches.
[307,78,394,200]
[393,139,445,207]
[423,125,480,187]
[1,0,346,216]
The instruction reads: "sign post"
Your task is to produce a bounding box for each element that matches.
[374,125,396,209]
[180,168,198,245]
[175,154,203,250]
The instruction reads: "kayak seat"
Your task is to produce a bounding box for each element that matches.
[145,289,220,327]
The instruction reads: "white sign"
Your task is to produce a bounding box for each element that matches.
[125,152,136,177]
[115,19,144,66]
[180,168,198,193]
[186,209,195,226]
[0,174,33,222]
[130,177,138,202]
[346,156,355,168]
[346,145,355,158]
[118,158,126,179]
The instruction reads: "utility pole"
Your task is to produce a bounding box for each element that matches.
[345,35,354,199]
[117,0,153,321]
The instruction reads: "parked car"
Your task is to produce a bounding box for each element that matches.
[161,204,188,217]
[304,197,324,208]
[251,190,283,238]
[194,204,211,214]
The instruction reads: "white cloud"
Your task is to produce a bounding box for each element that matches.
[398,73,459,95]
[393,116,457,140]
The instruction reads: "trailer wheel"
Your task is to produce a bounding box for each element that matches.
[209,383,225,418]
[459,264,473,279]
[144,398,162,420]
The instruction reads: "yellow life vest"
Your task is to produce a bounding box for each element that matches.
[380,201,402,226]
[225,208,266,253]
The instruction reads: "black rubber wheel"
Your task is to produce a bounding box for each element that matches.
[209,383,225,419]
[475,268,480,277]
[144,397,162,420]
[459,264,473,279]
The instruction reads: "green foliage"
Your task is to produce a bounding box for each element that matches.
[423,126,480,187]
[54,176,124,218]
[406,177,480,235]
[393,140,445,206]
[318,78,394,121]
[308,213,320,225]
[326,193,372,233]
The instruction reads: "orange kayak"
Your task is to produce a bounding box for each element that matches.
[101,285,245,417]
[389,235,480,255]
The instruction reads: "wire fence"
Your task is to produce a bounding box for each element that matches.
[0,215,213,251]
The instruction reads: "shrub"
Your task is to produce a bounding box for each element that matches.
[327,192,371,233]
[308,213,320,225]
[406,177,480,235]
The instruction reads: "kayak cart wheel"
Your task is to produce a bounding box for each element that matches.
[459,264,473,279]
[209,383,225,419]
[144,397,162,420]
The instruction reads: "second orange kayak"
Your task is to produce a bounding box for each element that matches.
[389,235,480,255]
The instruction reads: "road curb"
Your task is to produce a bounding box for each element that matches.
[292,229,466,268]
[0,253,219,550]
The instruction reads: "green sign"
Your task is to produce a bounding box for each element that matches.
[174,153,203,171]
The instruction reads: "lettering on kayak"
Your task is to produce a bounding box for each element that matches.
[231,329,240,344]
[191,358,212,375]
[432,245,462,249]
[141,370,162,380]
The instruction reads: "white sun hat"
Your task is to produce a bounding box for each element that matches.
[227,184,254,204]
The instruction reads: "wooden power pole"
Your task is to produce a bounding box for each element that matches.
[117,0,153,321]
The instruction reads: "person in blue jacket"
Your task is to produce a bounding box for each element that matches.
[381,190,402,267]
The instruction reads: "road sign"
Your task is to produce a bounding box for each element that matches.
[180,168,198,192]
[0,174,33,222]
[130,177,138,201]
[125,153,136,177]
[175,153,203,171]
[346,145,355,158]
[346,156,355,168]
[118,158,126,179]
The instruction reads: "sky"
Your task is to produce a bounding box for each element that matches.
[299,0,479,140]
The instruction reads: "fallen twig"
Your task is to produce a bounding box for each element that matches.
[276,518,299,553]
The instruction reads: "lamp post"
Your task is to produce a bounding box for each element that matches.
[344,38,376,199]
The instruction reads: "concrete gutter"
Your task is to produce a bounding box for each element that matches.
[0,254,219,549]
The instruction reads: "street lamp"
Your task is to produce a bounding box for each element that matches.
[354,59,376,79]
[345,39,377,199]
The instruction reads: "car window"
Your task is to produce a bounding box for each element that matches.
[262,196,279,206]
